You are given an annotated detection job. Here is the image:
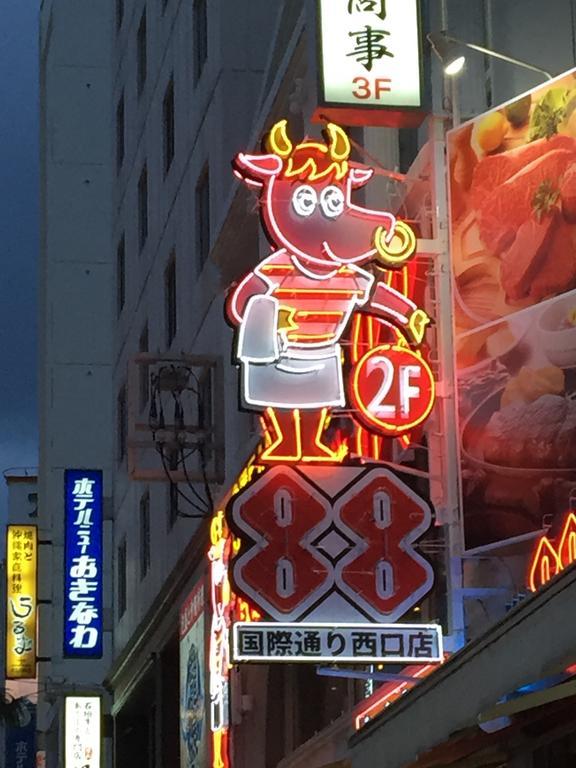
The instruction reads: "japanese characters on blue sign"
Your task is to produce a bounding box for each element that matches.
[64,470,103,658]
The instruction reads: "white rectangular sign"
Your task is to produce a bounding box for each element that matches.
[233,622,442,663]
[318,0,422,110]
[65,697,100,768]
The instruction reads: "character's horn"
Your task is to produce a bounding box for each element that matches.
[325,123,351,161]
[266,120,293,158]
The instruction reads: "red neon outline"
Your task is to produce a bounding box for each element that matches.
[558,512,576,567]
[259,407,347,464]
[528,512,576,591]
[353,662,439,730]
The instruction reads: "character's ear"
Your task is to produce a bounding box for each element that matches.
[265,120,293,157]
[232,153,283,185]
[349,167,374,189]
[324,123,351,161]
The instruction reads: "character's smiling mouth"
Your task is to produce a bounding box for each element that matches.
[321,240,376,265]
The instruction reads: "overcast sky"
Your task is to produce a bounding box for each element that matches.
[0,0,40,516]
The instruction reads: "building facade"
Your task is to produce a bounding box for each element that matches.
[38,0,114,764]
[37,1,576,768]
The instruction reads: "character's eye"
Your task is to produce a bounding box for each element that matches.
[320,186,345,219]
[291,185,317,217]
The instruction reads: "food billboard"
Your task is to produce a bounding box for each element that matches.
[448,69,576,551]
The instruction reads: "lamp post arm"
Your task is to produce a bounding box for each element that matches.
[454,38,553,80]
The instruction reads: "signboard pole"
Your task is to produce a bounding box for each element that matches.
[429,115,465,647]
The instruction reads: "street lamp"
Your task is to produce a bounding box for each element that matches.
[427,31,553,81]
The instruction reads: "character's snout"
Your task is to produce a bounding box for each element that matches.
[374,221,417,268]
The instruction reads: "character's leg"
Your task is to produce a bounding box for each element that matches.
[259,407,303,463]
[300,408,348,462]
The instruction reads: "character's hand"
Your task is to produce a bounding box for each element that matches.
[408,308,430,345]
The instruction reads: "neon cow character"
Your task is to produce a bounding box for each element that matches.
[226,120,429,463]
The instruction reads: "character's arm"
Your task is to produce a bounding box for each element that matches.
[366,281,429,345]
[225,271,269,326]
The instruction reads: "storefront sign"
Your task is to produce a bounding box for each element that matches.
[6,525,37,679]
[233,622,442,663]
[528,511,576,591]
[224,120,439,671]
[180,582,206,768]
[447,69,576,552]
[313,0,424,127]
[64,696,100,768]
[228,465,434,623]
[64,470,103,657]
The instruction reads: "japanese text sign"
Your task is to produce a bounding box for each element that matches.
[64,696,100,768]
[6,525,37,679]
[64,470,103,658]
[233,622,442,663]
[314,0,424,127]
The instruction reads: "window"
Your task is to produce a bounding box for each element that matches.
[168,482,179,529]
[140,491,151,579]
[163,76,175,175]
[118,539,127,617]
[117,385,127,463]
[138,164,148,252]
[116,93,125,172]
[117,235,125,315]
[398,128,419,174]
[197,367,213,434]
[137,10,147,97]
[139,323,149,411]
[193,0,208,82]
[195,167,210,268]
[116,0,124,31]
[165,253,177,346]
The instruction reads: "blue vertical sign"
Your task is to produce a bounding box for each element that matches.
[64,470,103,658]
[5,701,36,768]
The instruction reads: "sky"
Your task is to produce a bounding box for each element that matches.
[0,0,40,516]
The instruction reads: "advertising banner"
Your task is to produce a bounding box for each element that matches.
[180,582,206,768]
[5,700,35,768]
[64,470,103,658]
[448,68,576,550]
[6,525,37,679]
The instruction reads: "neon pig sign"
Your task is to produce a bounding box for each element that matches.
[227,120,434,462]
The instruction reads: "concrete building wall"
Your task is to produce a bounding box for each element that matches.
[38,0,114,764]
[111,0,281,656]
